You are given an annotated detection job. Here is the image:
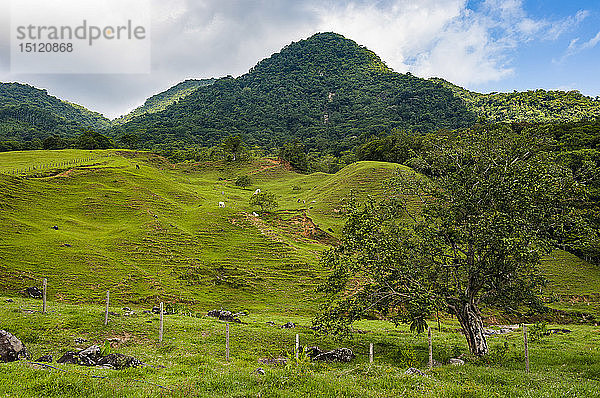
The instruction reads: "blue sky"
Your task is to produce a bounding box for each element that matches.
[468,0,600,96]
[0,0,599,117]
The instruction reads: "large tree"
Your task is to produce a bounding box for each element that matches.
[314,129,583,356]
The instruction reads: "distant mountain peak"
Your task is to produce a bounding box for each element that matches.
[246,32,392,80]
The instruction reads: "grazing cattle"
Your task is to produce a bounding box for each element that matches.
[254,189,261,195]
[252,212,259,217]
[218,202,225,208]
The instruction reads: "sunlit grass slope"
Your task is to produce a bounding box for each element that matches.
[0,150,598,313]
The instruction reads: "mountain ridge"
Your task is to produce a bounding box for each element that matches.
[115,32,476,151]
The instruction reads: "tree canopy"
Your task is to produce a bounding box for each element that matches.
[314,128,584,356]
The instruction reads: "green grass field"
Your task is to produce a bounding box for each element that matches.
[1,297,599,397]
[1,150,599,396]
[0,151,409,313]
[0,150,596,310]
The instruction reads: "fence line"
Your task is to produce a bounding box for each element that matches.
[21,277,542,372]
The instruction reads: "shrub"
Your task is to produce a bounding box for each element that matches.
[235,175,252,187]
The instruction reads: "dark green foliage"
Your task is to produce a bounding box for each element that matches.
[117,33,476,151]
[235,175,252,187]
[76,130,113,149]
[222,134,244,161]
[279,141,309,172]
[432,78,600,124]
[117,133,140,149]
[354,129,424,164]
[111,79,215,125]
[315,129,584,356]
[249,191,278,211]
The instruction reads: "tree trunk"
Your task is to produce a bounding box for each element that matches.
[455,302,488,356]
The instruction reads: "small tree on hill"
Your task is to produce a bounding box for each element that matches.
[222,135,243,161]
[235,175,252,187]
[250,191,278,212]
[279,141,309,172]
[314,130,583,356]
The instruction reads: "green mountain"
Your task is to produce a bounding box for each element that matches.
[117,32,477,152]
[431,78,600,124]
[112,79,216,125]
[0,82,110,147]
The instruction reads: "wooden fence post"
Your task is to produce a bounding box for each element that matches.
[428,327,433,369]
[104,290,109,325]
[159,302,164,342]
[42,278,47,314]
[369,342,374,364]
[295,334,300,360]
[523,324,530,373]
[226,323,230,361]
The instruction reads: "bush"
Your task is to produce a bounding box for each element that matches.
[249,191,278,211]
[530,322,548,342]
[235,175,252,187]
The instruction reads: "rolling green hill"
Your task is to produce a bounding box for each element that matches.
[0,150,596,312]
[0,150,406,312]
[112,79,216,125]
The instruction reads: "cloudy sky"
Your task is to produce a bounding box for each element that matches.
[1,0,599,119]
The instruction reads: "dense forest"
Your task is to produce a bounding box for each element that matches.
[0,83,110,150]
[3,33,600,155]
[432,78,600,124]
[111,79,216,125]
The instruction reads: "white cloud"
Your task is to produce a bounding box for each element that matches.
[547,10,589,40]
[558,30,600,63]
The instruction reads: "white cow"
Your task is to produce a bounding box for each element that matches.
[218,201,225,208]
[254,188,261,195]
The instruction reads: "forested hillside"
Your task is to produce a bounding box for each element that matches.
[432,78,600,123]
[116,33,477,152]
[0,83,110,150]
[112,79,216,125]
[3,33,600,155]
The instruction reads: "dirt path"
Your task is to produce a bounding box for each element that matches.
[248,158,283,175]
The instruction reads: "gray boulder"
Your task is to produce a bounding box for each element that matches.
[96,353,142,369]
[36,354,53,363]
[405,367,427,376]
[56,351,79,365]
[25,286,42,299]
[304,346,323,359]
[57,345,142,369]
[57,345,102,366]
[207,309,241,323]
[313,348,355,362]
[0,330,27,362]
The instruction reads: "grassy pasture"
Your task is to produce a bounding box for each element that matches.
[1,297,600,397]
[0,149,598,310]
